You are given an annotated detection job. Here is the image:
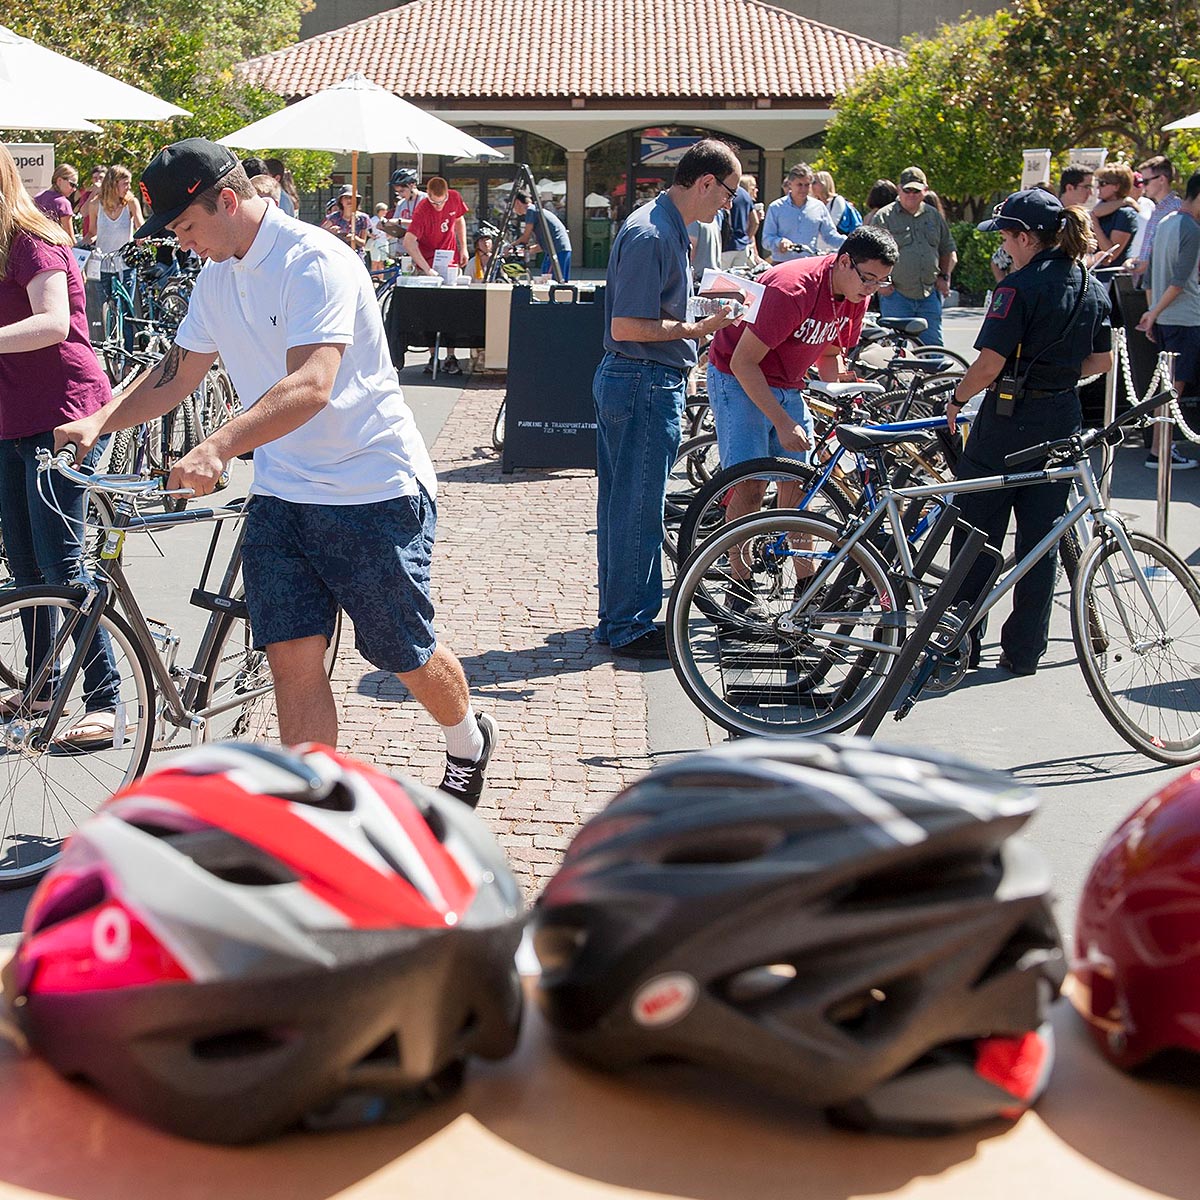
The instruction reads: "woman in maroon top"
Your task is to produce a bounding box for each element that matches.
[0,144,120,745]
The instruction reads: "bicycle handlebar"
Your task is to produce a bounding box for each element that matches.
[34,447,194,498]
[1002,390,1173,470]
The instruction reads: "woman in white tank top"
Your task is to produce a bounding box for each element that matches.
[84,166,143,346]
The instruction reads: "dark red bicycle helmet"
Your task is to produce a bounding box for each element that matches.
[534,738,1063,1135]
[1071,767,1200,1070]
[3,743,524,1143]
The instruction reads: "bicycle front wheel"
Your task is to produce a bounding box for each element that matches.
[668,511,903,738]
[1072,531,1200,764]
[0,586,155,888]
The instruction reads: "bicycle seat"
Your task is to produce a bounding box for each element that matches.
[835,422,943,451]
[877,317,929,335]
[889,357,957,376]
[808,381,887,400]
[855,325,893,345]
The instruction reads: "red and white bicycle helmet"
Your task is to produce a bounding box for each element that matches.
[3,743,524,1143]
[1072,767,1200,1070]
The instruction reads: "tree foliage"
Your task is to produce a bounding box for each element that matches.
[820,0,1200,214]
[0,0,333,191]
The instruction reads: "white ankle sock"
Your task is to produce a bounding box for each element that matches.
[442,708,485,761]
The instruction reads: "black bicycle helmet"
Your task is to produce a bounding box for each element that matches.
[533,738,1063,1135]
[390,168,418,187]
[4,743,524,1143]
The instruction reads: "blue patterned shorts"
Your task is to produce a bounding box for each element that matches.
[242,488,437,674]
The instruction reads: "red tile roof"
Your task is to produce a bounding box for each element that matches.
[238,0,899,102]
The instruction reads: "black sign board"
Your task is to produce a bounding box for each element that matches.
[502,284,605,473]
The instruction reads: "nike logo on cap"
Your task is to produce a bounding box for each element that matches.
[187,179,202,194]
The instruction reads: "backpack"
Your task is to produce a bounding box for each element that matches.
[836,198,863,235]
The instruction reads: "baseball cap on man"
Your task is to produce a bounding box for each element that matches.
[899,166,928,191]
[977,189,1064,234]
[135,138,239,238]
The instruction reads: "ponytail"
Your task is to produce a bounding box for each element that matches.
[1052,206,1094,262]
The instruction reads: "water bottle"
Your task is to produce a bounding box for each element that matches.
[688,296,746,321]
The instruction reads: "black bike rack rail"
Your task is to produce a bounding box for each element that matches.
[855,505,1002,736]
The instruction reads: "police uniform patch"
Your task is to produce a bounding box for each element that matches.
[987,288,1016,319]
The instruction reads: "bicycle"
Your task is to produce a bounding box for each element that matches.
[0,449,341,887]
[666,391,1200,763]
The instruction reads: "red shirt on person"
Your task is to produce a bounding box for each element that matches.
[709,255,867,387]
[0,231,110,440]
[408,190,469,266]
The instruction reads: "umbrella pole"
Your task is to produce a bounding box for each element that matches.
[351,148,358,207]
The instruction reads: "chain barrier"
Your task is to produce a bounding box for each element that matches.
[1111,327,1200,443]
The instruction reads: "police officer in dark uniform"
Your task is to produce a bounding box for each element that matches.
[946,189,1112,675]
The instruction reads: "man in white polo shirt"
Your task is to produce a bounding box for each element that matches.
[55,139,496,806]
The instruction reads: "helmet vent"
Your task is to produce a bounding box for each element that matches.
[362,828,417,889]
[169,830,300,886]
[838,853,988,908]
[421,804,448,843]
[660,828,781,865]
[29,873,108,934]
[973,911,1061,989]
[826,982,915,1036]
[192,1027,292,1060]
[356,1032,402,1067]
[295,781,356,812]
[722,963,798,1005]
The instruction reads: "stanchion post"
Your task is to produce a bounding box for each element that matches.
[1156,351,1179,545]
[1100,330,1121,507]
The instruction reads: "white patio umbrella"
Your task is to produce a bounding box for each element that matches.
[0,24,190,122]
[0,83,102,132]
[1163,111,1200,131]
[218,73,502,197]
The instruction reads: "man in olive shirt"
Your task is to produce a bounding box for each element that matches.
[869,166,957,345]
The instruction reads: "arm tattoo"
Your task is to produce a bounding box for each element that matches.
[155,344,190,388]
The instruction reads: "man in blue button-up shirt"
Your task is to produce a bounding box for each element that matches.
[762,163,844,263]
[594,139,741,659]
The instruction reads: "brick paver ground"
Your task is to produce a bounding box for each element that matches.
[329,378,652,899]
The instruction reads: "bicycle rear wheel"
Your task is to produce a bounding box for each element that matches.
[0,586,155,888]
[676,456,855,566]
[667,511,903,738]
[197,605,342,743]
[1072,530,1200,764]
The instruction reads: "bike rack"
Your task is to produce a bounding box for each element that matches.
[855,508,1001,736]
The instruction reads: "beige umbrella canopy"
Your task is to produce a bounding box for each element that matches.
[218,72,502,198]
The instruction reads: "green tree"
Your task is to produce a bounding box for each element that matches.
[0,0,332,190]
[821,0,1200,213]
[818,12,1022,218]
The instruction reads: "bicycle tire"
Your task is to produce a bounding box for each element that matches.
[196,604,343,743]
[1071,530,1200,764]
[676,456,855,566]
[0,585,155,888]
[667,511,903,738]
[911,345,970,372]
[492,398,506,452]
[664,432,721,564]
[158,397,202,514]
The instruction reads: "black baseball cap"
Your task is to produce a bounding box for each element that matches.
[977,188,1064,234]
[135,138,240,238]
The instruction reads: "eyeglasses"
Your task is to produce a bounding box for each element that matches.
[713,176,738,203]
[1141,173,1165,182]
[851,262,892,290]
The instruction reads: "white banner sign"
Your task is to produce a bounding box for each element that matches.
[1068,147,1108,175]
[1021,148,1052,190]
[4,143,54,194]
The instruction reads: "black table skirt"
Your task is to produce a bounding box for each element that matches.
[384,285,487,354]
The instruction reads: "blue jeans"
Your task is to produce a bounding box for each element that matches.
[542,250,572,279]
[594,353,687,647]
[879,289,945,346]
[0,432,121,711]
